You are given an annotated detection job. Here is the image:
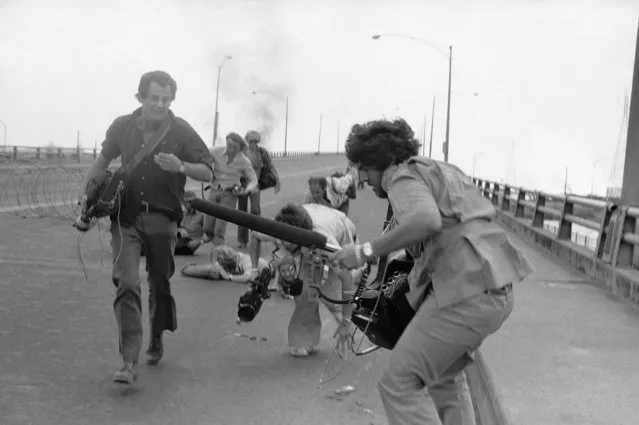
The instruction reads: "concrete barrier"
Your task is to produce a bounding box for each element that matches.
[494,209,639,308]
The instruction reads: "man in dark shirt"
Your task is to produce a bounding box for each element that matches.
[77,71,213,384]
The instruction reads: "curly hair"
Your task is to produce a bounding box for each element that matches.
[245,130,261,143]
[211,245,239,272]
[344,118,421,170]
[274,203,313,231]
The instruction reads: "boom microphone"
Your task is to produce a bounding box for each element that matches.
[189,198,334,250]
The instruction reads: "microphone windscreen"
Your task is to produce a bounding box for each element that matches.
[190,198,329,249]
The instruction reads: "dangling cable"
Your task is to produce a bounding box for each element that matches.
[77,231,89,282]
[317,260,379,388]
[111,193,125,267]
[96,218,105,271]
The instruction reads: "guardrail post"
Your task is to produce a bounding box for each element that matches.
[609,207,634,268]
[502,185,511,212]
[556,197,574,240]
[482,181,491,199]
[36,147,41,160]
[596,203,618,260]
[532,192,546,228]
[515,189,526,218]
[93,149,97,160]
[491,183,500,206]
[12,146,17,161]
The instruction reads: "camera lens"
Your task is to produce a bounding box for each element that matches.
[237,304,257,322]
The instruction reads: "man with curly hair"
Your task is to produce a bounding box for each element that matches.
[330,118,533,424]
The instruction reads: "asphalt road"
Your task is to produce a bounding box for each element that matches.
[1,155,638,425]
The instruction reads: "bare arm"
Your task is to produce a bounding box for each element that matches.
[336,268,355,320]
[242,162,259,193]
[183,162,213,182]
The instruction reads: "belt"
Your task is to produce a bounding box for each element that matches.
[139,201,164,214]
[485,283,512,296]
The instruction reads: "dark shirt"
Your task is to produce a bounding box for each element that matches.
[100,107,212,224]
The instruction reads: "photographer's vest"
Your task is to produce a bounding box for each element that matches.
[381,156,533,310]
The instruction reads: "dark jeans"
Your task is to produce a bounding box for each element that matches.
[237,191,262,245]
[174,237,200,256]
[110,212,177,364]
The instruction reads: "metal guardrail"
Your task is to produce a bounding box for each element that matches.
[472,177,639,272]
[0,145,325,165]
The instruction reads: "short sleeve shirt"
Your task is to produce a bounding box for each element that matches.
[100,108,212,223]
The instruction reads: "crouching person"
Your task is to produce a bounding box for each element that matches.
[250,203,359,357]
[175,190,206,255]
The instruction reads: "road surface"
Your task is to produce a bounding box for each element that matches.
[1,155,638,425]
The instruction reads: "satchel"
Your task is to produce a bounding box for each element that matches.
[258,147,278,190]
[82,116,172,220]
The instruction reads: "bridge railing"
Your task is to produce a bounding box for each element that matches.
[472,178,639,273]
[0,145,325,165]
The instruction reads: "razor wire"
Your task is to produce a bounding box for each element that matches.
[0,165,86,220]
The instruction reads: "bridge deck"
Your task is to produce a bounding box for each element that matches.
[0,155,637,424]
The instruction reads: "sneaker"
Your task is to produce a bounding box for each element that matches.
[289,346,318,357]
[113,362,138,384]
[146,334,164,365]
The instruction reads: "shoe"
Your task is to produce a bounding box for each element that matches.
[289,346,318,357]
[237,242,247,249]
[146,334,164,365]
[113,362,138,384]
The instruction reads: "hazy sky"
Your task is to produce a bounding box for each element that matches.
[1,0,638,195]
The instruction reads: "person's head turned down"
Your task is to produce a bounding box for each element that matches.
[274,203,313,252]
[344,118,421,198]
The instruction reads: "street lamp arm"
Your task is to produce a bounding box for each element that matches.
[372,33,449,59]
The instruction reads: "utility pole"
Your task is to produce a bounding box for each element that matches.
[284,97,289,156]
[212,55,232,148]
[564,167,569,195]
[622,19,639,205]
[429,96,436,158]
[443,45,453,162]
[317,114,323,154]
[336,120,340,154]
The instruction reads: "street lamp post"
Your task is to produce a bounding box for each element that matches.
[212,55,232,147]
[372,34,453,162]
[317,114,323,154]
[428,96,436,158]
[252,90,289,156]
[0,119,6,150]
